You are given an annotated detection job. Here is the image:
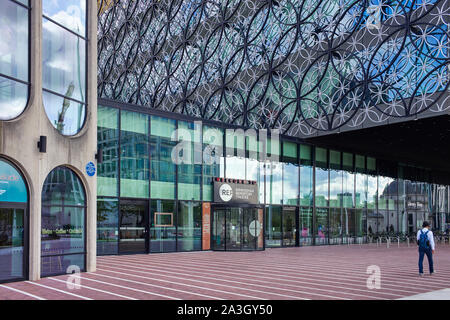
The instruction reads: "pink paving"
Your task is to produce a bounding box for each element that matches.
[1,244,449,300]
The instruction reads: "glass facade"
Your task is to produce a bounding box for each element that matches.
[97,103,450,253]
[42,0,87,136]
[0,0,29,121]
[41,167,86,277]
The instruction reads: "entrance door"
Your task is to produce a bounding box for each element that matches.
[0,207,25,282]
[212,207,263,251]
[226,208,241,251]
[119,201,148,254]
[282,207,297,246]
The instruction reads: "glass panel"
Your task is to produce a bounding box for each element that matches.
[283,163,299,206]
[212,209,226,251]
[355,173,367,209]
[41,253,84,278]
[267,161,283,204]
[97,198,118,256]
[97,106,119,197]
[315,168,329,207]
[315,208,329,245]
[43,0,86,36]
[41,167,86,277]
[177,201,202,252]
[0,159,28,203]
[150,116,176,199]
[300,165,313,206]
[0,1,28,81]
[330,207,342,244]
[41,206,85,256]
[343,171,355,208]
[150,200,176,253]
[226,208,242,250]
[120,111,149,199]
[329,169,342,208]
[242,208,258,250]
[0,77,28,121]
[42,91,86,136]
[225,130,246,180]
[265,206,281,247]
[42,167,86,206]
[0,208,24,281]
[119,202,147,254]
[282,207,296,246]
[42,17,86,101]
[203,126,224,201]
[299,207,313,246]
[177,122,201,201]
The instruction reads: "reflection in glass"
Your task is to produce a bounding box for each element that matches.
[0,0,29,120]
[97,199,118,255]
[315,168,329,207]
[150,200,176,253]
[41,167,86,277]
[177,122,201,201]
[43,0,86,36]
[120,111,149,198]
[299,207,312,246]
[265,206,281,247]
[151,116,176,199]
[97,106,119,197]
[177,201,201,251]
[0,208,24,281]
[42,1,86,135]
[315,208,329,245]
[203,126,224,201]
[119,202,147,254]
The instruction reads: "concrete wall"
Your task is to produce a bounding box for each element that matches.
[0,0,97,281]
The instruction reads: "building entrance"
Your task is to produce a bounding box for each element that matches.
[211,206,263,251]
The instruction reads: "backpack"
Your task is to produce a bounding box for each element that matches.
[418,230,430,250]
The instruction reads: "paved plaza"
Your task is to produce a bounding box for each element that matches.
[0,244,449,300]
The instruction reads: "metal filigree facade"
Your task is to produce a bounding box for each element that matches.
[98,0,450,138]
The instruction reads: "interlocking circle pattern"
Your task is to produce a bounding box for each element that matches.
[98,0,450,137]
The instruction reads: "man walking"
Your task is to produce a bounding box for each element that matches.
[417,221,435,277]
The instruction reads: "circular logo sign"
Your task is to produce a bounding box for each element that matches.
[249,220,262,237]
[86,162,96,177]
[219,184,233,202]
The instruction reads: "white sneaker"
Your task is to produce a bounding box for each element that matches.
[419,273,424,277]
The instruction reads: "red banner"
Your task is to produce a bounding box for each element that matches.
[202,203,211,250]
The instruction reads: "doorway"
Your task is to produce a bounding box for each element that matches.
[211,206,263,251]
[0,205,26,282]
[119,200,149,254]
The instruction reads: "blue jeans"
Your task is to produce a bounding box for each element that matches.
[418,248,434,274]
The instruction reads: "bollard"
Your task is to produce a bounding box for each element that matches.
[397,237,400,248]
[407,237,410,247]
[387,237,390,249]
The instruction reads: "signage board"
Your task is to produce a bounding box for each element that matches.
[213,181,259,205]
[0,160,27,203]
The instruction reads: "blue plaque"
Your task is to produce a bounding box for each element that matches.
[86,162,96,177]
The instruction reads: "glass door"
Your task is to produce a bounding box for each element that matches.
[226,208,241,251]
[119,201,148,254]
[242,208,257,250]
[282,207,297,247]
[0,207,25,282]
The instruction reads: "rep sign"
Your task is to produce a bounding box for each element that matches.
[214,180,258,205]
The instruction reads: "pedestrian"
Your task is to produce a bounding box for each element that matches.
[417,221,435,277]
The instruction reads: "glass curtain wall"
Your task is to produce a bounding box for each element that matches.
[96,105,450,253]
[0,0,29,121]
[42,0,87,135]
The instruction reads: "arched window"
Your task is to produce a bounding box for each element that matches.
[42,0,87,136]
[41,167,86,277]
[0,158,28,282]
[0,0,29,121]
